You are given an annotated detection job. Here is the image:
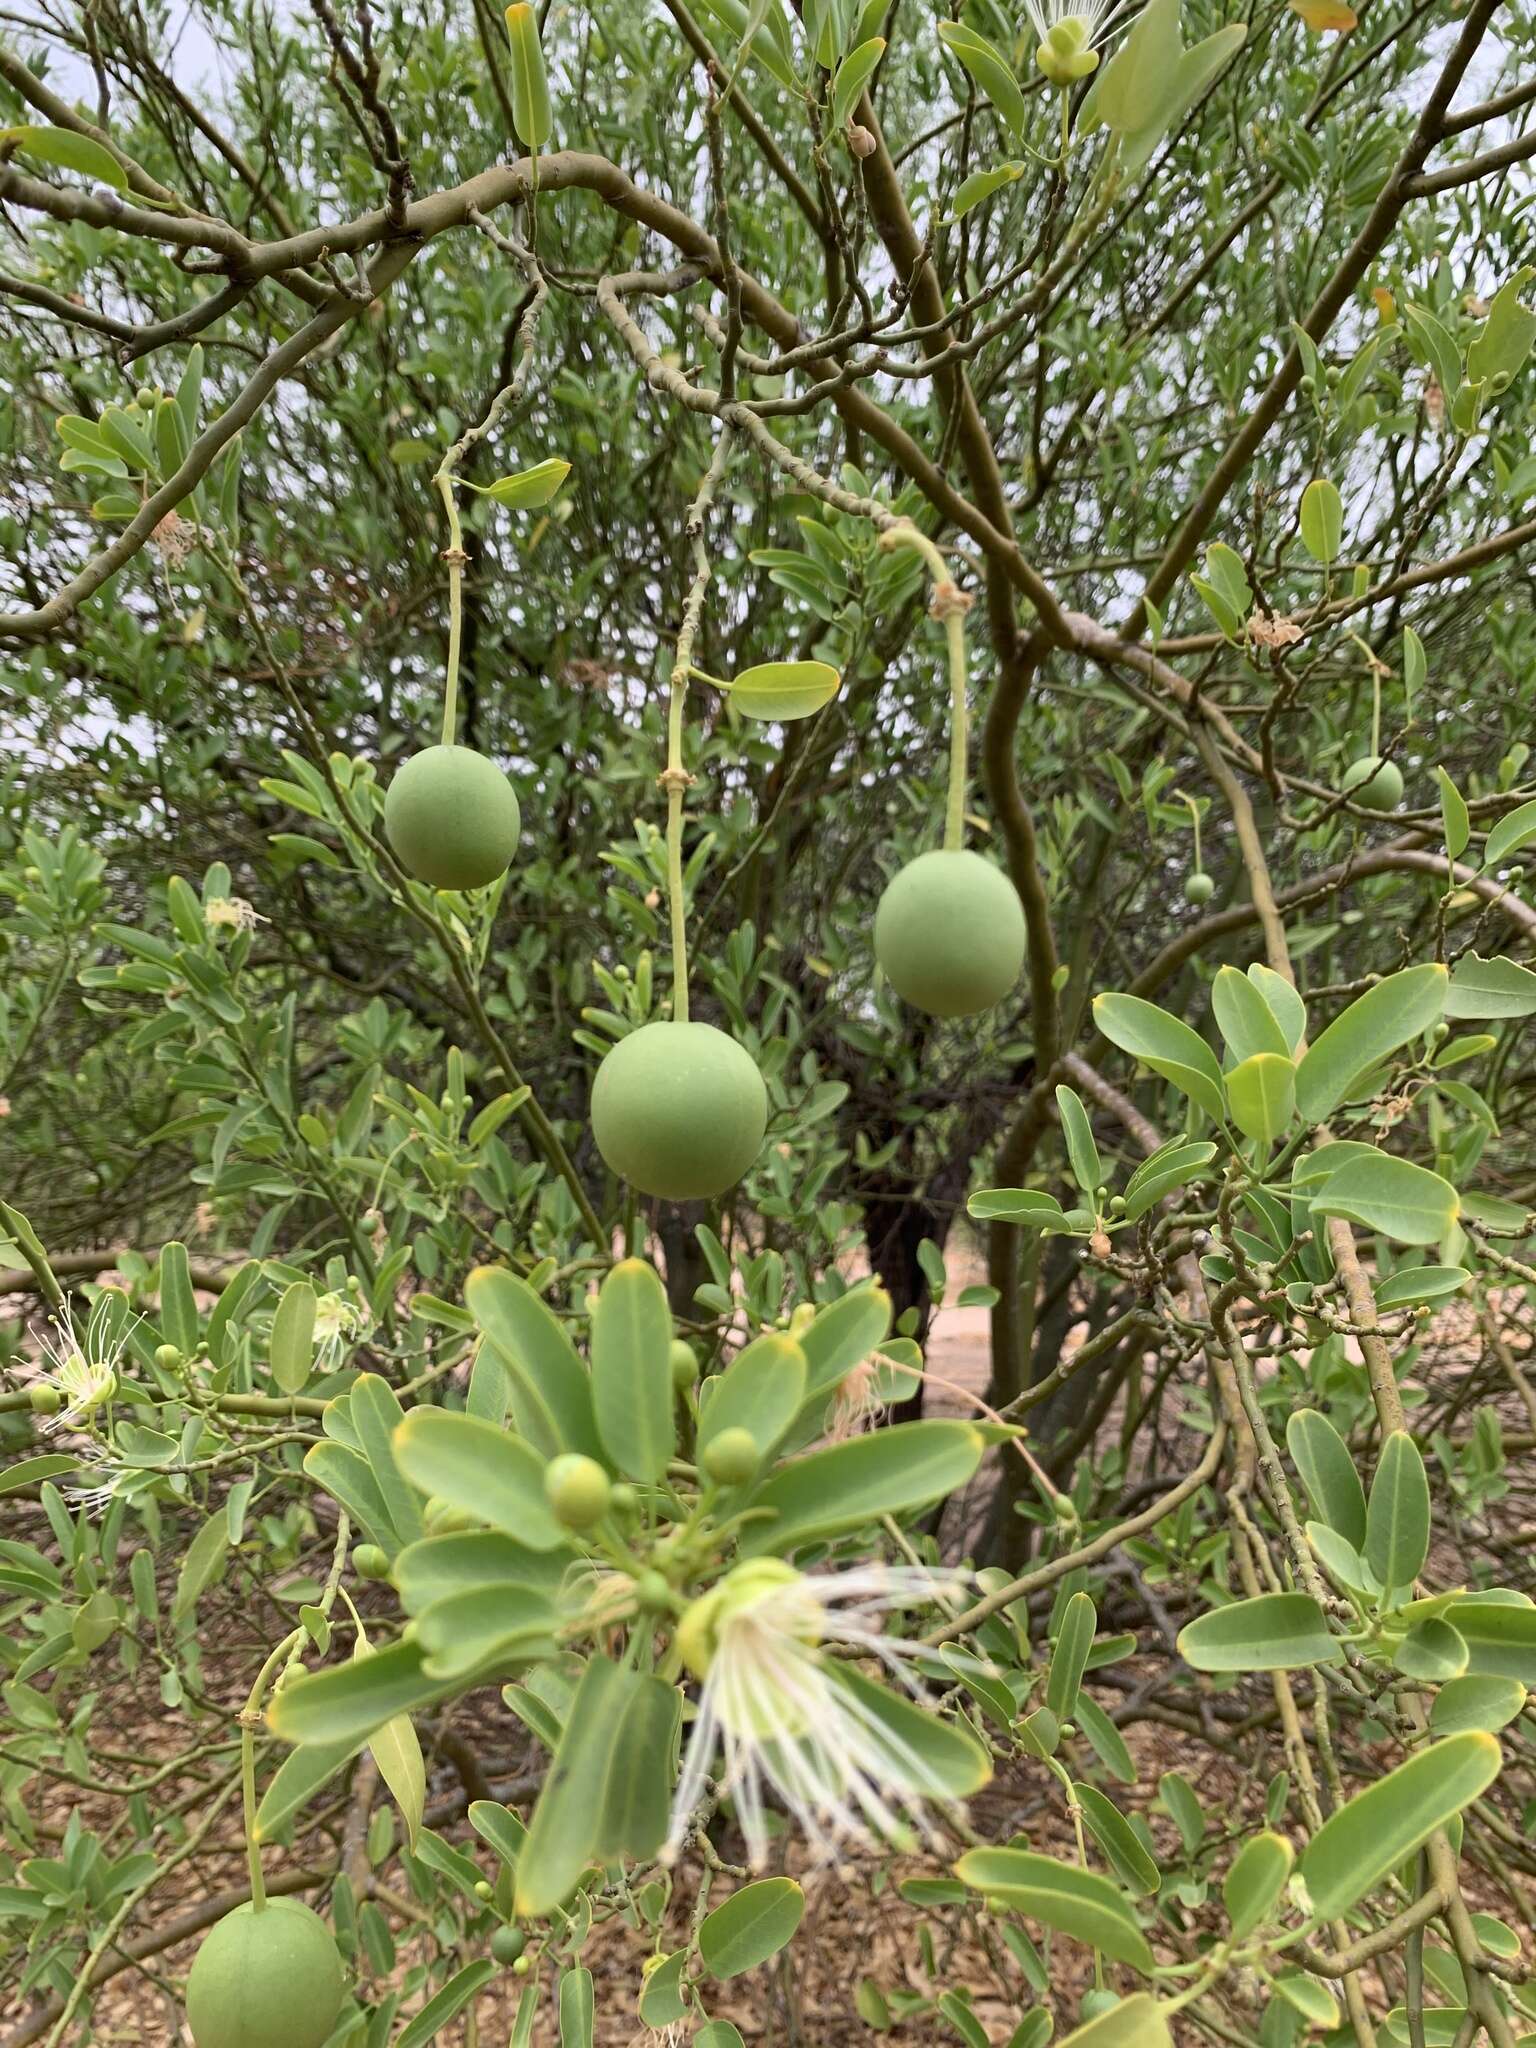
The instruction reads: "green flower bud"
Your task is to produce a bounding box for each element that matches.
[473,1880,493,1900]
[635,1569,673,1615]
[154,1342,184,1371]
[544,1452,612,1529]
[424,1495,480,1534]
[669,1339,699,1391]
[351,1544,390,1581]
[701,1427,760,1487]
[609,1481,639,1520]
[30,1385,62,1416]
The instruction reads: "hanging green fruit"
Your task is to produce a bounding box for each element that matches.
[1185,872,1215,904]
[383,744,520,889]
[590,1020,767,1200]
[1341,755,1403,812]
[874,849,1026,1019]
[184,1898,344,2048]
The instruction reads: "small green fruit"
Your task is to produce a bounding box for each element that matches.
[1184,871,1214,905]
[423,1496,479,1534]
[636,1569,673,1614]
[544,1452,612,1529]
[184,1898,344,2048]
[1079,1988,1122,2021]
[155,1342,184,1371]
[473,1879,493,1900]
[701,1427,760,1486]
[873,850,1026,1017]
[383,744,520,890]
[609,1482,638,1520]
[670,1339,699,1390]
[1341,755,1404,812]
[590,1021,767,1200]
[351,1544,390,1581]
[29,1385,62,1416]
[491,1924,526,1966]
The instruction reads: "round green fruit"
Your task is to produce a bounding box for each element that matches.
[383,744,520,891]
[701,1427,760,1487]
[590,1021,767,1200]
[351,1544,389,1581]
[670,1339,699,1390]
[1184,871,1214,905]
[184,1898,344,2048]
[1079,1988,1122,2021]
[29,1385,62,1416]
[423,1496,479,1534]
[873,850,1026,1018]
[1341,755,1404,812]
[491,1925,526,1966]
[544,1452,612,1529]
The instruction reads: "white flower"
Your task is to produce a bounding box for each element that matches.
[666,1560,983,1870]
[204,895,266,933]
[35,1304,129,1430]
[313,1291,370,1373]
[1021,0,1128,83]
[65,1449,132,1517]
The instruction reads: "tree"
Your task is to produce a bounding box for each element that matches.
[2,0,1536,2040]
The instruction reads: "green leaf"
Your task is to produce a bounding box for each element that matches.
[1466,270,1536,396]
[1311,1153,1459,1247]
[7,123,128,189]
[1294,964,1448,1123]
[736,1421,985,1555]
[558,1967,593,2048]
[362,1650,426,1848]
[1428,1674,1526,1736]
[1393,1619,1467,1683]
[1222,1831,1294,1939]
[1074,1783,1160,1896]
[1054,1997,1171,2048]
[953,1848,1154,1973]
[589,1258,674,1482]
[935,22,1028,138]
[1054,1088,1102,1199]
[1177,1593,1340,1673]
[1300,1734,1502,1919]
[253,1737,360,1838]
[1047,1590,1096,1721]
[478,458,570,509]
[410,1585,557,1679]
[728,659,841,721]
[830,36,884,127]
[1436,769,1470,863]
[1482,796,1536,870]
[465,1265,603,1461]
[268,1639,443,1746]
[392,1409,567,1549]
[697,1332,806,1467]
[700,1878,806,1978]
[1299,479,1343,564]
[1211,966,1290,1062]
[504,3,553,146]
[1226,1052,1296,1145]
[949,161,1025,219]
[1250,965,1307,1053]
[158,1240,199,1356]
[171,1511,230,1624]
[968,1188,1071,1229]
[395,1961,497,2048]
[1445,953,1536,1020]
[1073,1693,1135,1784]
[348,1375,425,1549]
[1079,0,1245,172]
[1447,1600,1536,1684]
[1091,993,1226,1124]
[1286,1409,1366,1548]
[270,1280,317,1394]
[1375,1266,1469,1309]
[1366,1432,1431,1592]
[515,1656,678,1914]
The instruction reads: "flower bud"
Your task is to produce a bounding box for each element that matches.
[352,1544,390,1581]
[702,1427,760,1487]
[847,122,877,158]
[544,1452,612,1529]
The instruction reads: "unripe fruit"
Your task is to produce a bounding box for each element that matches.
[544,1452,612,1529]
[30,1385,62,1416]
[423,1496,480,1534]
[351,1544,390,1581]
[155,1342,184,1371]
[383,744,520,890]
[1079,1988,1122,2021]
[184,1898,344,2048]
[873,850,1026,1017]
[590,1021,767,1200]
[491,1925,526,1966]
[670,1339,699,1390]
[1184,871,1214,905]
[473,1880,493,1900]
[701,1427,760,1487]
[1341,755,1404,812]
[636,1569,673,1614]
